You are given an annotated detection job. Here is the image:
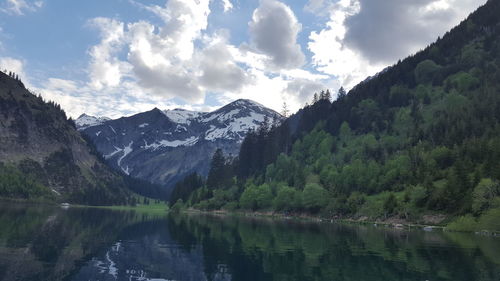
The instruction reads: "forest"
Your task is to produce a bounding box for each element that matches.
[169,0,500,231]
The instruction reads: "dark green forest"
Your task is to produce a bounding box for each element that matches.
[170,0,500,230]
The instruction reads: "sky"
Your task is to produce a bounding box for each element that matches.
[0,0,487,118]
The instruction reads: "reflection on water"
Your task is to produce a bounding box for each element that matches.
[0,204,499,281]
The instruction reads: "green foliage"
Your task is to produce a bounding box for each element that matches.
[447,215,479,232]
[445,71,480,92]
[0,164,53,200]
[206,149,232,189]
[301,183,328,213]
[171,199,184,213]
[273,184,300,211]
[447,207,500,232]
[477,208,500,232]
[415,59,441,84]
[239,183,273,211]
[169,173,204,205]
[383,193,398,216]
[472,179,500,214]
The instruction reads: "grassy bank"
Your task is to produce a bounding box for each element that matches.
[81,200,169,215]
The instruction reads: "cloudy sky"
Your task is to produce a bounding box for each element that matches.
[0,0,486,118]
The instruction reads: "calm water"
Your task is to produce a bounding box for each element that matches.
[0,204,499,281]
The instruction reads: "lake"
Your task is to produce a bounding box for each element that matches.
[0,203,499,281]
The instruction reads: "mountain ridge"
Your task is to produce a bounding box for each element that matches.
[77,98,282,192]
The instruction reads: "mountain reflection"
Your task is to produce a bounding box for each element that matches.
[0,204,499,281]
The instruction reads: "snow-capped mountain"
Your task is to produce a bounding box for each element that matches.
[75,114,111,130]
[77,99,282,192]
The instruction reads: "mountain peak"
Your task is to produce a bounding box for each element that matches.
[162,108,204,124]
[229,99,266,108]
[75,114,110,130]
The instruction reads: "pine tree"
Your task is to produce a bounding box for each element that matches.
[319,90,326,100]
[206,149,226,189]
[324,89,332,101]
[281,101,289,118]
[312,93,318,104]
[337,87,346,100]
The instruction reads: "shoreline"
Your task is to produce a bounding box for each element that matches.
[0,198,169,214]
[183,208,445,230]
[183,208,500,236]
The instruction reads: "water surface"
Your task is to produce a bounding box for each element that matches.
[0,204,499,281]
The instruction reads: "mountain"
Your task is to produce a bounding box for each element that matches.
[0,71,132,205]
[170,0,500,229]
[77,99,282,192]
[75,114,110,130]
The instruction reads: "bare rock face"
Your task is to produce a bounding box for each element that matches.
[77,99,282,193]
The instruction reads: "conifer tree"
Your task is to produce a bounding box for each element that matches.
[281,101,289,118]
[337,87,346,100]
[207,149,226,190]
[312,93,318,104]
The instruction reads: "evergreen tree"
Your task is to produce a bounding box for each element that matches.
[312,93,318,104]
[281,101,289,118]
[337,87,346,100]
[206,149,227,190]
[324,89,332,101]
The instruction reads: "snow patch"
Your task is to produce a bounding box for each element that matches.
[105,146,122,159]
[117,141,133,166]
[122,165,130,175]
[96,131,101,136]
[141,137,198,150]
[205,112,266,141]
[175,124,187,132]
[138,123,149,128]
[163,109,203,124]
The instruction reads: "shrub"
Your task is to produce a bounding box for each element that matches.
[301,183,329,213]
[478,208,500,232]
[446,215,478,232]
[273,185,300,211]
[472,178,500,214]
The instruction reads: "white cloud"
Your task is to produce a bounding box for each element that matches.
[198,34,254,92]
[87,18,129,90]
[1,0,43,15]
[36,77,185,119]
[285,78,325,102]
[308,0,486,89]
[304,0,337,17]
[81,0,317,111]
[221,0,233,12]
[0,57,26,80]
[141,0,210,61]
[249,0,305,70]
[308,0,379,89]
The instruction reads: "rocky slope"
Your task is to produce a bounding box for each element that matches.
[78,99,282,192]
[0,71,131,205]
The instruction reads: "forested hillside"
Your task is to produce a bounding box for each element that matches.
[170,0,500,230]
[0,70,136,205]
